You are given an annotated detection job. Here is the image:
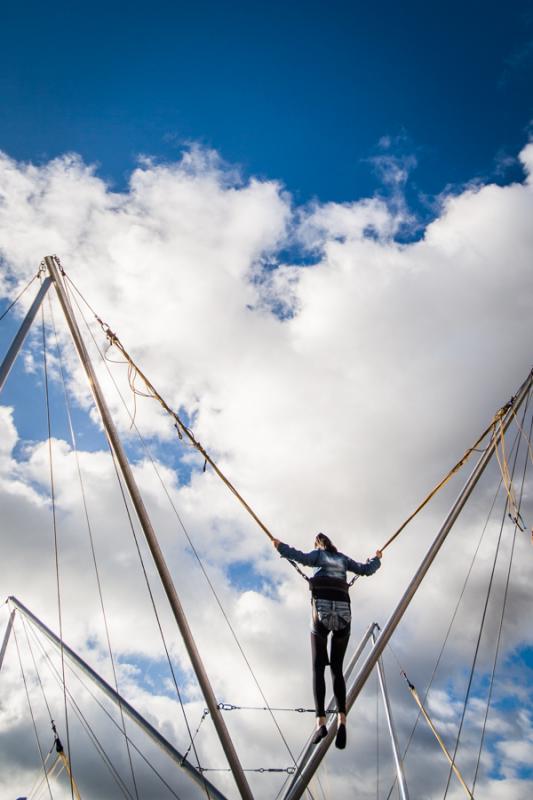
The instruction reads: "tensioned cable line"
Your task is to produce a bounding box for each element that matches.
[28,606,311,794]
[63,270,309,582]
[18,616,83,800]
[62,279,311,789]
[442,395,531,800]
[48,294,141,800]
[182,701,319,759]
[24,616,181,800]
[12,619,54,800]
[30,625,177,800]
[21,613,55,725]
[384,401,531,798]
[20,618,85,800]
[0,270,40,323]
[383,402,530,800]
[40,298,75,800]
[53,284,211,797]
[219,703,317,713]
[108,443,210,795]
[472,407,533,792]
[511,405,533,468]
[383,638,473,798]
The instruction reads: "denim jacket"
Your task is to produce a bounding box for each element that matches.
[277,542,381,582]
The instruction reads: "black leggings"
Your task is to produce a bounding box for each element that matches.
[311,618,350,717]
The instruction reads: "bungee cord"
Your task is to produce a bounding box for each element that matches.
[63,272,279,542]
[403,671,474,799]
[62,267,531,570]
[382,642,475,799]
[50,281,212,796]
[51,721,83,800]
[61,277,312,788]
[379,391,527,554]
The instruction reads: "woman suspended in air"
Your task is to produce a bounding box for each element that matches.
[272,533,382,749]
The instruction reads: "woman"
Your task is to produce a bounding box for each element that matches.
[272,533,382,749]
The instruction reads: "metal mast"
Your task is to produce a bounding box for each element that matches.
[284,622,378,796]
[44,256,253,800]
[0,275,52,392]
[0,610,15,672]
[373,628,409,800]
[284,367,533,800]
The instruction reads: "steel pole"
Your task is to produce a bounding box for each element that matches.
[0,276,52,394]
[284,368,533,800]
[283,622,378,800]
[44,256,253,800]
[0,609,15,672]
[9,596,227,800]
[372,630,409,800]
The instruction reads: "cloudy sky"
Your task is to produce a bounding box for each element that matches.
[0,2,533,799]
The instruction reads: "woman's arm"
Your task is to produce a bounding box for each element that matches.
[272,540,320,568]
[345,550,382,576]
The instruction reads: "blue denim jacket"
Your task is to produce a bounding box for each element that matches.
[277,543,381,581]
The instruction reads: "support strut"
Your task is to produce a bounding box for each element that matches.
[0,276,52,393]
[44,256,253,800]
[283,368,533,800]
[9,596,228,800]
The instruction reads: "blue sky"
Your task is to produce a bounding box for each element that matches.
[1,3,533,797]
[1,0,532,205]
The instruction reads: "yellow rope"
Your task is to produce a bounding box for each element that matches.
[508,405,533,541]
[28,752,59,800]
[58,750,83,800]
[379,403,511,552]
[69,281,528,560]
[98,318,520,556]
[407,682,474,799]
[511,405,533,467]
[493,418,520,521]
[97,319,277,541]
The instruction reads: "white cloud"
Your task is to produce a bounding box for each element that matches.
[0,141,532,798]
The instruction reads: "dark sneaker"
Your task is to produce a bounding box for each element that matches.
[335,723,347,749]
[312,725,327,745]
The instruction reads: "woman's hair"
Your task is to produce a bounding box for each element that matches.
[314,532,337,553]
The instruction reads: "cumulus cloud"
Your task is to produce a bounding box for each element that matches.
[0,141,532,798]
